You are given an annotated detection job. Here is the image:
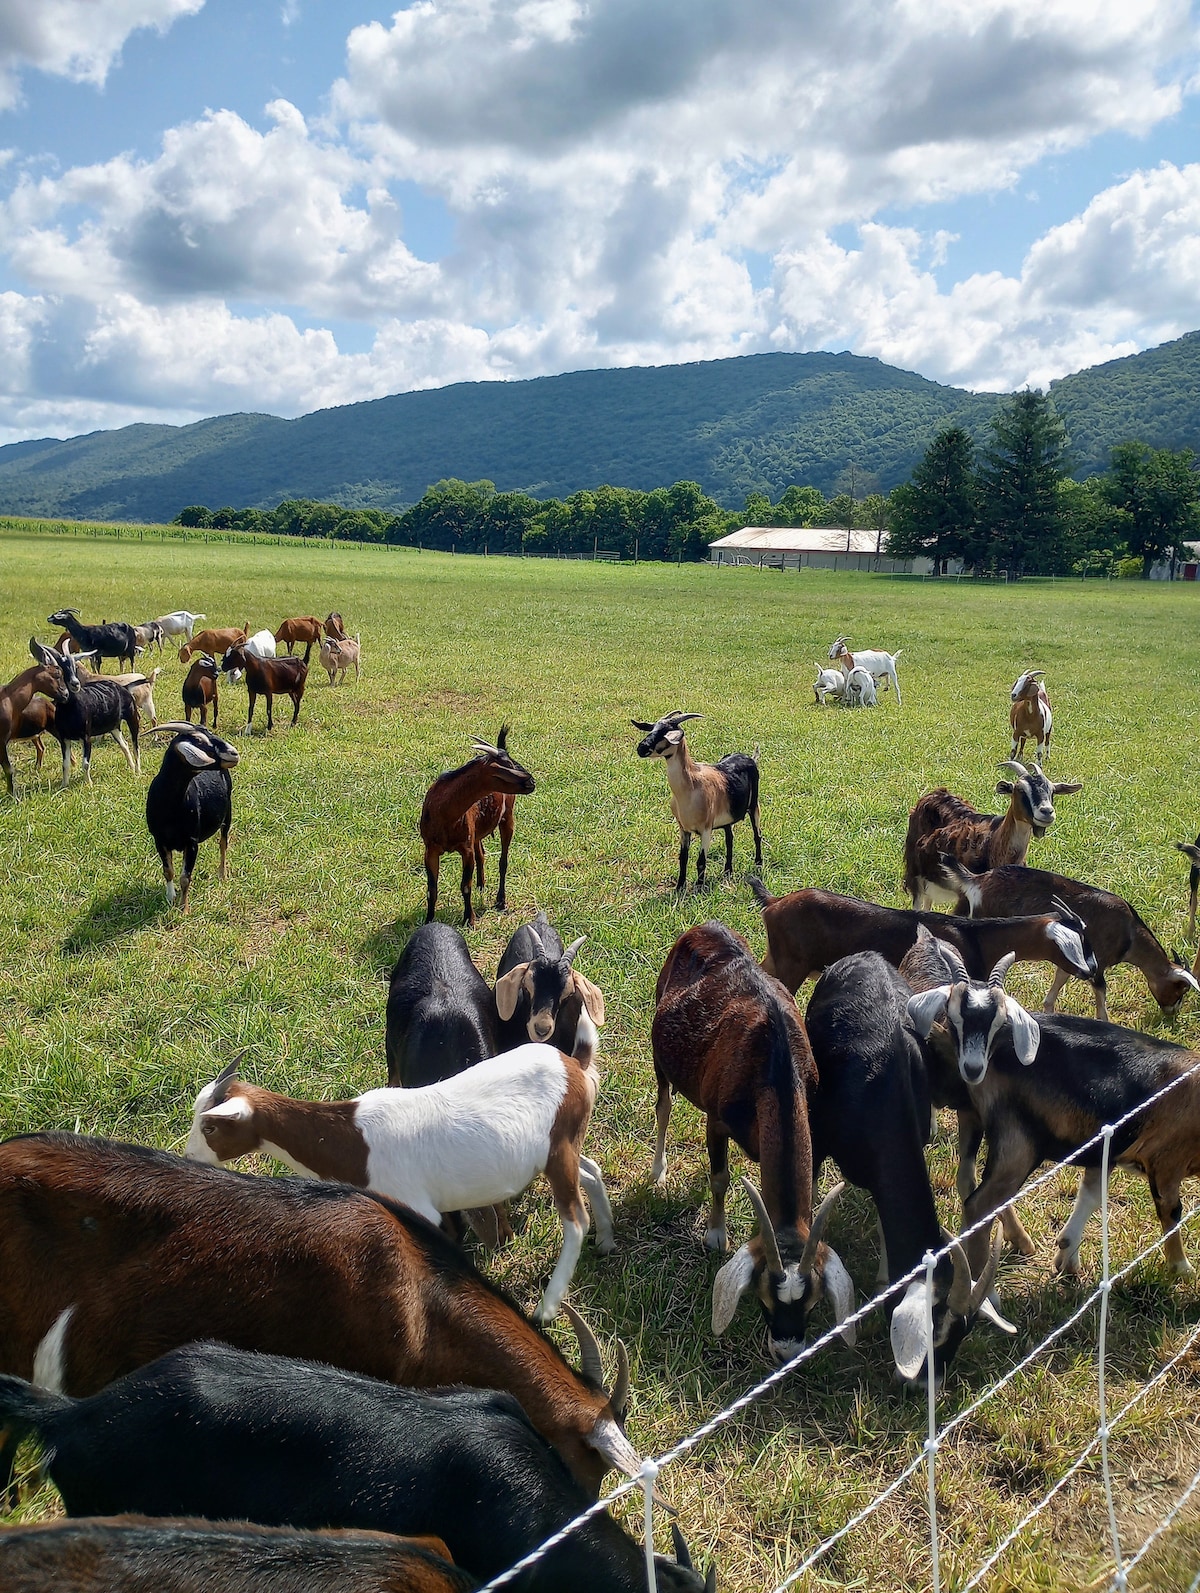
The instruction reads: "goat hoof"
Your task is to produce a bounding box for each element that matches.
[704,1227,727,1253]
[595,1237,616,1257]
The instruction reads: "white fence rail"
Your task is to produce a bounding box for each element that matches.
[476,1059,1200,1592]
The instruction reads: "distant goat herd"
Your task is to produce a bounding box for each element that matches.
[1,614,1199,1593]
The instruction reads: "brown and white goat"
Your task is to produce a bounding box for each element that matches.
[828,635,902,704]
[420,727,536,927]
[1009,670,1052,763]
[936,855,1199,1020]
[752,879,1096,995]
[0,656,71,795]
[187,1027,614,1323]
[182,654,220,727]
[274,615,324,662]
[903,760,1082,908]
[633,711,763,891]
[0,1133,640,1497]
[221,640,307,731]
[179,625,249,664]
[650,921,852,1361]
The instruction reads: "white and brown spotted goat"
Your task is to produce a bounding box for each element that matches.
[633,711,763,890]
[829,636,902,705]
[1010,670,1052,763]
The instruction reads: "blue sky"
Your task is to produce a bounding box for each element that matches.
[0,0,1197,442]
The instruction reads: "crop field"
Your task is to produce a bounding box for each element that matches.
[1,525,1199,1590]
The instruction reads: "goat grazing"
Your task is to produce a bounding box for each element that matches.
[0,1133,641,1495]
[0,1343,713,1593]
[133,620,165,655]
[752,880,1096,995]
[155,612,207,645]
[144,724,237,907]
[936,855,1198,1019]
[495,912,606,1054]
[320,633,361,685]
[188,1035,615,1322]
[843,666,877,708]
[828,636,902,704]
[48,609,137,672]
[275,615,324,662]
[813,665,845,706]
[0,1518,473,1593]
[179,624,249,664]
[903,760,1083,908]
[650,921,853,1360]
[1010,670,1052,763]
[220,639,307,732]
[385,923,497,1088]
[29,640,140,788]
[1,653,74,795]
[806,951,1013,1386]
[182,654,220,726]
[633,711,763,891]
[420,727,536,926]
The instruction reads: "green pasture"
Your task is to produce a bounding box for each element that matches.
[1,526,1198,1590]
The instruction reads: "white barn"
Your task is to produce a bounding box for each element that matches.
[707,525,940,574]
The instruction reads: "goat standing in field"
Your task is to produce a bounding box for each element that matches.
[1,654,76,796]
[1010,670,1052,763]
[828,636,902,704]
[30,641,140,788]
[145,725,238,908]
[274,616,323,663]
[633,711,763,891]
[48,610,137,673]
[220,639,307,732]
[420,728,536,927]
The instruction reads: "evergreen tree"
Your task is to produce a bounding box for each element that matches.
[976,391,1069,575]
[886,425,976,565]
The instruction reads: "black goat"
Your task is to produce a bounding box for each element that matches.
[0,1342,715,1593]
[145,724,238,908]
[30,640,140,788]
[805,952,1012,1388]
[494,911,606,1053]
[48,609,137,672]
[385,924,496,1088]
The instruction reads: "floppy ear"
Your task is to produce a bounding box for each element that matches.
[994,780,1015,795]
[572,971,606,1025]
[630,719,654,731]
[664,729,684,746]
[822,1250,857,1346]
[201,1097,252,1127]
[907,986,951,1037]
[494,963,530,1021]
[1051,781,1083,795]
[30,638,58,667]
[174,739,216,769]
[711,1244,757,1334]
[1003,996,1041,1064]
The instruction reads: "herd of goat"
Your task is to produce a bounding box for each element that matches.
[1,618,1199,1592]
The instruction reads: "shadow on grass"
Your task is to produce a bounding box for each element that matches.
[359,910,430,976]
[61,884,163,954]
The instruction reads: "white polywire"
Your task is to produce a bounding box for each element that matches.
[642,1458,659,1593]
[1117,1450,1200,1586]
[924,1249,942,1593]
[1097,1125,1124,1588]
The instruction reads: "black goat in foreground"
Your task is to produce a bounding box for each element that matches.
[145,724,238,908]
[30,640,140,788]
[48,608,137,672]
[0,1342,715,1593]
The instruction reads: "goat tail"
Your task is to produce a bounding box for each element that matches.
[0,1374,70,1445]
[571,1008,600,1074]
[891,649,903,663]
[749,875,776,910]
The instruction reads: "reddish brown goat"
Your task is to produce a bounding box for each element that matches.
[181,655,220,727]
[1009,670,1052,763]
[650,921,852,1362]
[0,1134,641,1497]
[221,641,307,732]
[0,657,72,794]
[179,625,249,664]
[275,616,324,663]
[0,1518,472,1593]
[903,760,1082,908]
[420,727,536,927]
[325,611,348,640]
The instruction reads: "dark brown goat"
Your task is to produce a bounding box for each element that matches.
[420,728,536,927]
[1,658,67,794]
[0,1134,641,1498]
[903,760,1082,908]
[650,921,852,1362]
[221,641,307,732]
[325,611,348,640]
[181,655,220,727]
[275,616,324,662]
[0,1518,472,1593]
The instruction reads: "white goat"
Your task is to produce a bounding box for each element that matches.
[186,1016,614,1323]
[813,665,845,706]
[843,665,877,707]
[226,629,276,685]
[155,612,207,644]
[829,636,902,705]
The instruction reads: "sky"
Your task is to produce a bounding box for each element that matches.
[0,0,1198,444]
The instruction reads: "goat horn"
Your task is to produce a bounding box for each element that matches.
[670,712,703,724]
[562,1301,604,1387]
[969,1232,1003,1313]
[800,1180,845,1273]
[562,935,586,965]
[946,1237,974,1317]
[988,952,1017,988]
[470,738,500,756]
[671,1523,694,1571]
[740,1178,784,1275]
[146,722,196,734]
[609,1337,630,1419]
[996,760,1028,777]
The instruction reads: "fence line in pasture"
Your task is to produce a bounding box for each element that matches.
[475,1058,1200,1593]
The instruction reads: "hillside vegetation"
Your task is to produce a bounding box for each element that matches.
[2,331,1198,523]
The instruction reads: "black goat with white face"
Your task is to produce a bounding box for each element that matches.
[907,950,1040,1086]
[494,911,606,1054]
[145,723,238,908]
[47,608,137,672]
[29,639,141,789]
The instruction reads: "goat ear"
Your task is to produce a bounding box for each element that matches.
[174,739,216,769]
[664,729,684,746]
[1003,995,1041,1064]
[822,1250,857,1346]
[711,1243,756,1334]
[30,638,57,667]
[572,971,606,1026]
[907,986,951,1038]
[1051,781,1083,795]
[201,1098,252,1126]
[994,780,1015,795]
[494,963,530,1021]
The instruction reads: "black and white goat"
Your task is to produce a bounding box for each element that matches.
[495,912,606,1054]
[48,609,137,672]
[633,711,763,890]
[144,724,238,908]
[29,640,140,788]
[805,951,1012,1386]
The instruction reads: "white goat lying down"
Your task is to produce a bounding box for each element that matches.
[187,1018,614,1323]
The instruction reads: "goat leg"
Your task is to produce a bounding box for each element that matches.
[723,824,735,876]
[1149,1171,1192,1276]
[459,848,476,928]
[423,851,439,923]
[579,1154,616,1255]
[675,830,691,893]
[750,802,763,870]
[651,1074,673,1186]
[704,1120,730,1252]
[495,801,514,910]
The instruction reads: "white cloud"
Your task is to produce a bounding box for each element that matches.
[0,0,203,109]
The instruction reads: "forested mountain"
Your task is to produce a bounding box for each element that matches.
[1,333,1198,523]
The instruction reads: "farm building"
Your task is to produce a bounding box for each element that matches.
[707,525,956,574]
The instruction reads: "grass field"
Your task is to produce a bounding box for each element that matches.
[1,527,1199,1590]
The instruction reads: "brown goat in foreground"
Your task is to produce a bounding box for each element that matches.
[221,641,307,732]
[650,921,852,1362]
[420,727,536,926]
[1,656,70,794]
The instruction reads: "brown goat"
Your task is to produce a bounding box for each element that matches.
[325,611,348,640]
[275,616,324,663]
[181,654,220,727]
[420,727,536,927]
[0,657,73,795]
[1009,670,1052,763]
[650,921,852,1361]
[221,641,307,732]
[179,625,249,664]
[903,760,1082,908]
[0,1518,471,1593]
[0,1134,641,1497]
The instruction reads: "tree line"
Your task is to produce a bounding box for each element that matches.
[175,389,1200,575]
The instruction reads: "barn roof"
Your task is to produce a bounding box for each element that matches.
[708,525,888,554]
